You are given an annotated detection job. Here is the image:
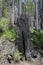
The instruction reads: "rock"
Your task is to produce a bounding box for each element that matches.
[6,54,13,63]
[25,51,32,61]
[31,50,37,58]
[0,37,15,64]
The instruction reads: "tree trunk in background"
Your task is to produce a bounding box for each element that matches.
[10,0,15,27]
[18,0,22,16]
[35,1,39,31]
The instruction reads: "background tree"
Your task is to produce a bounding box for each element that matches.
[25,0,35,28]
[10,0,15,27]
[19,0,22,15]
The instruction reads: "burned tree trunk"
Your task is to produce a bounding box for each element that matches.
[16,14,37,60]
[22,31,25,55]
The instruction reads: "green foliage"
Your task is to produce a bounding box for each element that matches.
[0,33,2,37]
[13,50,22,62]
[0,18,9,30]
[30,27,35,33]
[0,0,17,41]
[40,30,43,34]
[0,7,17,41]
[0,17,17,41]
[39,49,43,55]
[2,28,17,41]
[2,0,8,17]
[0,54,2,61]
[30,28,43,49]
[25,0,35,15]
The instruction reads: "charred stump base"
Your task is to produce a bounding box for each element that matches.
[16,14,38,61]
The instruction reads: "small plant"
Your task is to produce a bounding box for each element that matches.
[30,27,35,33]
[13,50,22,62]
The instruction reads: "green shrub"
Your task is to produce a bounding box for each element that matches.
[2,28,17,41]
[30,27,35,33]
[0,18,9,31]
[0,31,3,37]
[13,50,22,62]
[2,0,8,17]
[0,17,17,41]
[39,49,43,53]
[30,28,43,49]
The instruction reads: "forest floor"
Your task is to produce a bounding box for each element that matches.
[1,58,43,65]
[10,59,43,65]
